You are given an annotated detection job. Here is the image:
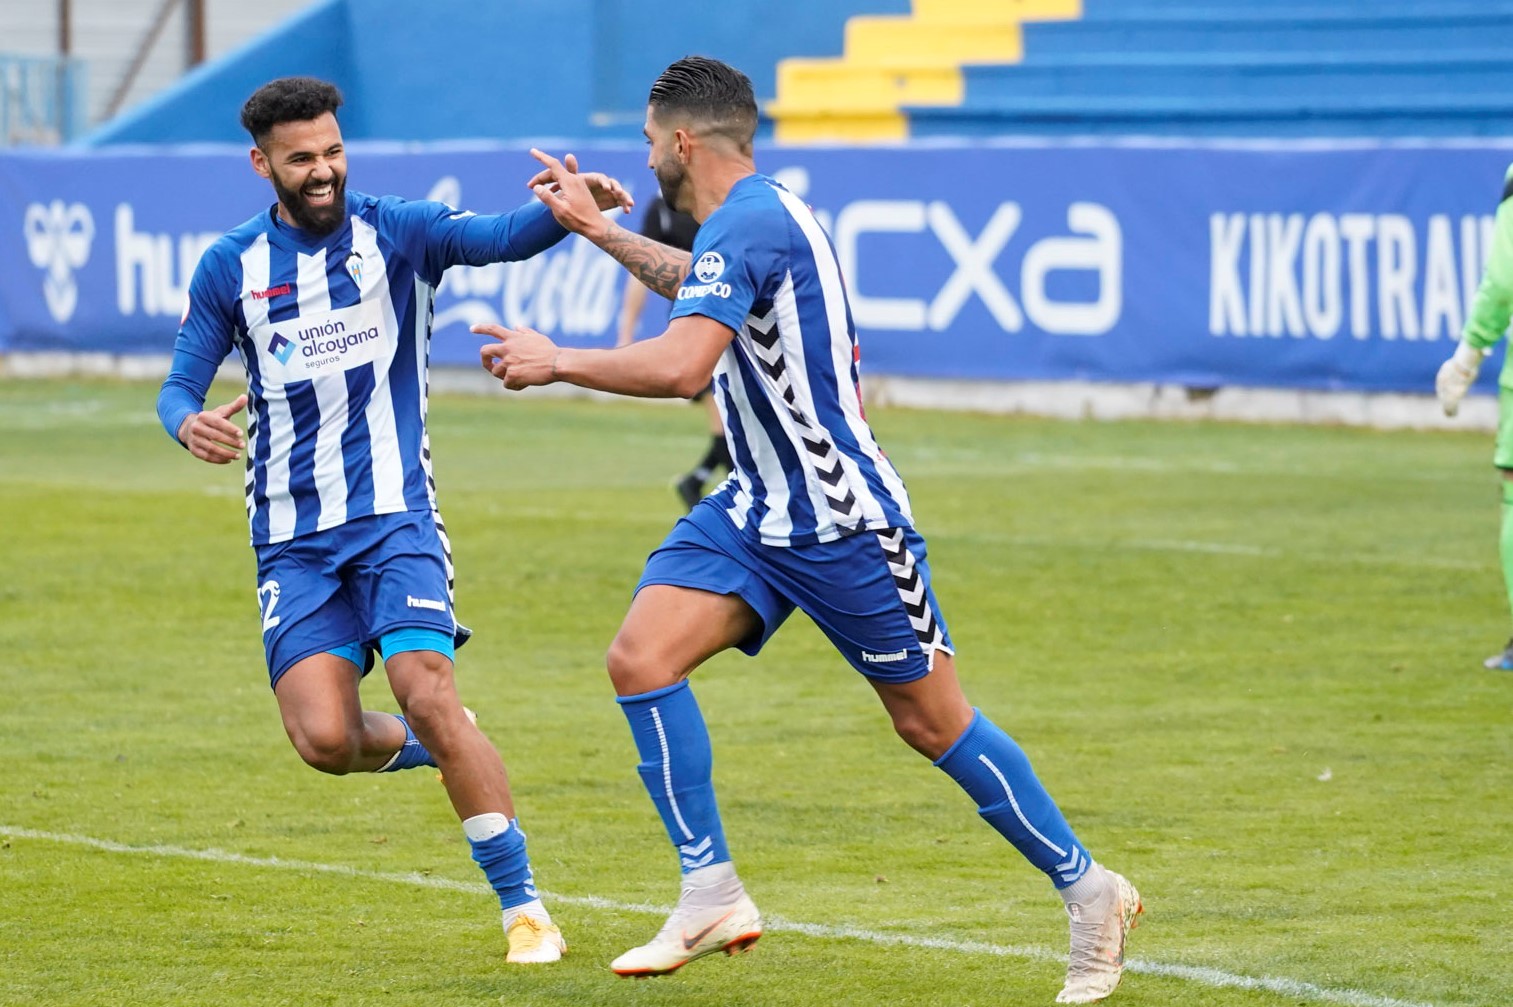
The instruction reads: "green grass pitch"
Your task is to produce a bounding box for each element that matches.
[1,377,1508,1007]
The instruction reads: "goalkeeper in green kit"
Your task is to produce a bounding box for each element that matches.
[1436,161,1513,670]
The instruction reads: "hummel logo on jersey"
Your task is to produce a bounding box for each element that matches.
[269,332,296,364]
[694,251,725,282]
[406,595,447,612]
[861,649,908,664]
[250,283,291,300]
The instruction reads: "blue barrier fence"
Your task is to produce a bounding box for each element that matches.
[4,139,1511,394]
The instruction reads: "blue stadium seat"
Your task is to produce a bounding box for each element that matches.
[1023,9,1512,57]
[911,1,1513,138]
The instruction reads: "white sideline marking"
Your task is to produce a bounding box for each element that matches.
[1,826,1434,1007]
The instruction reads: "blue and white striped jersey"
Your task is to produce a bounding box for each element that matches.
[160,191,565,545]
[671,174,914,547]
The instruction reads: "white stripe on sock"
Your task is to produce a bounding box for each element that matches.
[650,706,695,842]
[978,754,1068,858]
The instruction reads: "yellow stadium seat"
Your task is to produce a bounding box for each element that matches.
[770,0,1081,143]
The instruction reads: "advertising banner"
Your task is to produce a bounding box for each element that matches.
[4,140,1510,393]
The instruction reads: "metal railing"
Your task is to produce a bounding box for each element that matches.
[1,53,86,147]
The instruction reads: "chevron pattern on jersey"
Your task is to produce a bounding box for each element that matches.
[433,511,456,601]
[876,528,945,655]
[745,307,862,531]
[242,386,258,523]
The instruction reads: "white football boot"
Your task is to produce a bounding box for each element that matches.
[1055,866,1143,1003]
[611,890,762,976]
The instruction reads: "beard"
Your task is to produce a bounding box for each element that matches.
[653,155,688,213]
[269,167,347,236]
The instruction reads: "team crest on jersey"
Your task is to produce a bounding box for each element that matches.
[694,251,725,282]
[345,250,363,287]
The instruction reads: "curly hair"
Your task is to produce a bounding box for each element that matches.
[647,56,756,149]
[239,77,343,146]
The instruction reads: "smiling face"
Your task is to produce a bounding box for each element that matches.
[250,111,347,235]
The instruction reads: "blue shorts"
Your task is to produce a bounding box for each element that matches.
[253,510,468,690]
[638,502,954,683]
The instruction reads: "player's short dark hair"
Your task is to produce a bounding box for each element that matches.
[648,56,757,148]
[239,77,343,146]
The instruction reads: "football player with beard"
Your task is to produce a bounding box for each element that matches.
[473,57,1143,1003]
[156,75,631,965]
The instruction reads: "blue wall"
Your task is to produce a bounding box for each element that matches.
[585,0,908,130]
[84,0,908,146]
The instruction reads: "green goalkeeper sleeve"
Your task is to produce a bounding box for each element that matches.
[1465,163,1513,361]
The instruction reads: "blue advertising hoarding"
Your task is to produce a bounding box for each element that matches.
[4,139,1510,393]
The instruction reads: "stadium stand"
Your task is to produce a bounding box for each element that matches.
[768,0,1513,141]
[770,0,1081,142]
[78,0,912,146]
[55,0,1513,146]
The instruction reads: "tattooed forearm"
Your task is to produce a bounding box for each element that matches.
[596,224,691,300]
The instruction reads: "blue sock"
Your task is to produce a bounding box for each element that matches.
[617,680,731,873]
[375,714,437,773]
[934,709,1091,888]
[467,816,538,911]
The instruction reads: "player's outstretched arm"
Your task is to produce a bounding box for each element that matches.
[594,226,692,301]
[474,314,729,399]
[527,148,691,300]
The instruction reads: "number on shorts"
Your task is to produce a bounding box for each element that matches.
[257,579,282,634]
